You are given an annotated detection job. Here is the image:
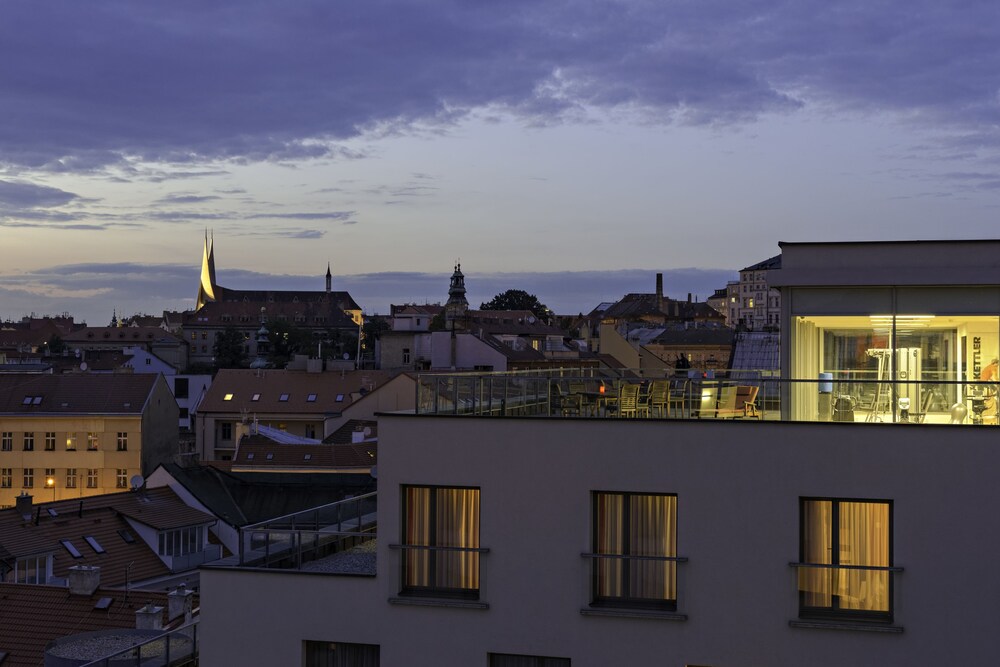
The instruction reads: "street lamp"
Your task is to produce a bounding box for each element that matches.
[46,477,55,502]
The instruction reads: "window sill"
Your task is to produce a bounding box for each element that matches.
[388,596,488,610]
[789,619,903,634]
[581,608,687,621]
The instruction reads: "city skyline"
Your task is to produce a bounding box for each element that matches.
[3,1,1000,322]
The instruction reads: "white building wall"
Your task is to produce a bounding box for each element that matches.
[201,415,1000,666]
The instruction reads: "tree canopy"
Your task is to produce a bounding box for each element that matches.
[480,289,550,320]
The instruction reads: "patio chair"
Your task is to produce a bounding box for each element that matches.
[647,380,670,418]
[551,384,582,417]
[738,385,761,419]
[617,383,645,418]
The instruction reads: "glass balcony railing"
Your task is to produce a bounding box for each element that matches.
[414,369,1000,425]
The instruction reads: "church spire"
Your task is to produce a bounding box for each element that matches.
[445,261,469,329]
[196,230,218,311]
[326,262,332,293]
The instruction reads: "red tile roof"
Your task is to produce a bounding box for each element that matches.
[0,583,178,667]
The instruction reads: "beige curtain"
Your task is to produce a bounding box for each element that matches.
[800,500,889,612]
[596,493,676,601]
[403,486,479,591]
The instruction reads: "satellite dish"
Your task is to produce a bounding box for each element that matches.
[362,426,372,437]
[342,353,350,360]
[527,316,536,324]
[129,475,145,491]
[74,349,81,358]
[79,362,88,372]
[370,465,377,479]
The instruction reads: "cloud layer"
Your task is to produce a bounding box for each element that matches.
[1,1,998,172]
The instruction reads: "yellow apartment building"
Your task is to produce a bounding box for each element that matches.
[0,374,178,507]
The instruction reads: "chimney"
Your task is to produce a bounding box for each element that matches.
[15,493,32,522]
[687,293,692,303]
[136,603,164,630]
[68,565,101,596]
[168,584,195,623]
[655,273,664,312]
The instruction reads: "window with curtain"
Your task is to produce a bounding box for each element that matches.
[488,653,571,667]
[303,640,379,667]
[401,485,480,598]
[592,491,677,609]
[799,498,892,621]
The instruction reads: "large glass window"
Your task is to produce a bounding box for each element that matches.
[792,314,999,424]
[591,492,677,610]
[401,485,480,598]
[797,498,893,622]
[303,641,379,667]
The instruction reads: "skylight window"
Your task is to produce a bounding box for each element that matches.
[223,393,234,401]
[117,529,136,544]
[94,597,113,610]
[266,453,274,460]
[335,394,344,402]
[246,453,254,460]
[46,508,58,518]
[21,397,31,405]
[304,454,312,461]
[279,393,289,402]
[251,393,261,401]
[84,536,106,554]
[32,396,42,405]
[60,540,82,558]
[306,394,317,402]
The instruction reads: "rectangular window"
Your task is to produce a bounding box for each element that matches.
[488,654,570,667]
[86,433,99,451]
[87,469,98,488]
[1,469,10,488]
[22,468,33,489]
[45,432,55,451]
[304,641,380,667]
[116,432,128,451]
[23,432,34,451]
[401,485,481,598]
[798,498,893,622]
[402,348,411,364]
[15,555,49,584]
[591,492,678,610]
[1,432,11,451]
[220,423,232,441]
[66,468,77,488]
[116,469,128,488]
[44,468,55,484]
[66,433,77,451]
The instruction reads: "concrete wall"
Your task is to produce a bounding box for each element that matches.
[200,415,1000,666]
[139,376,179,476]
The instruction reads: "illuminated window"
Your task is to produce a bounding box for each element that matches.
[223,393,234,401]
[66,434,77,451]
[86,433,99,451]
[797,498,893,622]
[591,492,678,610]
[400,485,481,599]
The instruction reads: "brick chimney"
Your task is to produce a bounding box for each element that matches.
[68,565,101,596]
[655,273,664,312]
[15,493,32,522]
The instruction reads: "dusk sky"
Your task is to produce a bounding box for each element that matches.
[2,1,999,324]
